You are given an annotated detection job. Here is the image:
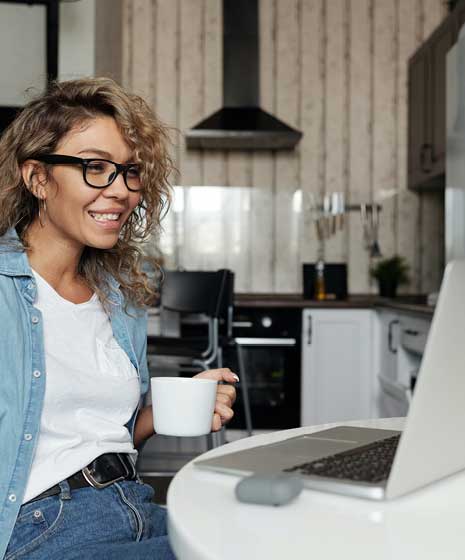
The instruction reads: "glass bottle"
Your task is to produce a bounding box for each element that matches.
[315,259,326,301]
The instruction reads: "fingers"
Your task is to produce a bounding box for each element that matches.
[216,384,236,406]
[193,369,238,432]
[211,412,222,432]
[194,368,239,384]
[211,399,235,431]
[215,401,234,423]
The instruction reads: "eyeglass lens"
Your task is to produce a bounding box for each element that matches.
[85,160,142,191]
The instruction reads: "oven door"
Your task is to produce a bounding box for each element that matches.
[224,337,301,431]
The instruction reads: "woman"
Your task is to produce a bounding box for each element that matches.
[0,78,237,560]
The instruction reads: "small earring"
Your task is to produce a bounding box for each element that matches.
[38,199,47,227]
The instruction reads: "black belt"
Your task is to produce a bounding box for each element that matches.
[24,453,137,506]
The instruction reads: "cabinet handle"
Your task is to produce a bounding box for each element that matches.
[307,315,312,345]
[388,319,399,354]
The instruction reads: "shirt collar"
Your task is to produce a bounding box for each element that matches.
[0,228,33,277]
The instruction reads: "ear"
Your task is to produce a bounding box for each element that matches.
[21,160,48,200]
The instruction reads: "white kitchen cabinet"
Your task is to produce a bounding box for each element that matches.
[301,309,374,426]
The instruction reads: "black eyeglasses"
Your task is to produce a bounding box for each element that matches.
[34,154,143,192]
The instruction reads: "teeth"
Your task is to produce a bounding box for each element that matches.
[89,212,121,222]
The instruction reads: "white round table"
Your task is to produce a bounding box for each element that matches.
[167,418,465,560]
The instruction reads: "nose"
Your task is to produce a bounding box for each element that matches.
[101,171,129,200]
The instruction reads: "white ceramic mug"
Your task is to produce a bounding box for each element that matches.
[150,377,218,437]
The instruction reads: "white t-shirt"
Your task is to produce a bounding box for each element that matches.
[23,270,140,504]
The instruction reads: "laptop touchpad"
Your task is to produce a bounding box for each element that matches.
[266,435,358,460]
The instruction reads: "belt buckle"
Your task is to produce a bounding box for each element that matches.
[81,454,133,490]
[81,466,125,489]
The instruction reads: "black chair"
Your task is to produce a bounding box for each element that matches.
[216,271,253,437]
[147,268,253,438]
[147,269,228,370]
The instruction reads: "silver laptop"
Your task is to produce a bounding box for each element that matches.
[195,260,465,500]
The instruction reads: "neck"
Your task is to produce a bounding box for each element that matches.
[24,220,85,287]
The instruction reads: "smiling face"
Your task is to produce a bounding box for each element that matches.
[27,115,142,251]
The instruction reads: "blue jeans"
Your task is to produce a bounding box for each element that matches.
[5,479,176,559]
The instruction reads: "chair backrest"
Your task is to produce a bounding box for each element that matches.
[160,269,229,318]
[218,270,235,338]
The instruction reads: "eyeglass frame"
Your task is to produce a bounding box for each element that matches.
[32,154,143,192]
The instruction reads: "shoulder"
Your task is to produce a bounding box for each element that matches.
[119,295,148,340]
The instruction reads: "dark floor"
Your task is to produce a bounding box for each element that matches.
[142,476,174,505]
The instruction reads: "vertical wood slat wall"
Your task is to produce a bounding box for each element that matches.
[121,0,447,294]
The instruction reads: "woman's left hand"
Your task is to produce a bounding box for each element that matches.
[193,368,239,432]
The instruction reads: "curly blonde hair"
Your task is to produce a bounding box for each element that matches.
[0,77,174,309]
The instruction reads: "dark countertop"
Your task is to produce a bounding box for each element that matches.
[234,293,435,317]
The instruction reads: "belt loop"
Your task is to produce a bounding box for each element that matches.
[58,480,72,501]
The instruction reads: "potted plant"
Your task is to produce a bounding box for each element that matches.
[370,255,410,298]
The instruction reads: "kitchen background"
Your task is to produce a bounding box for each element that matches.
[0,0,448,294]
[117,0,447,294]
[1,0,460,503]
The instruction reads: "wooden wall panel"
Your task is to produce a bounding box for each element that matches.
[95,0,123,83]
[151,0,180,191]
[201,0,225,187]
[396,0,421,293]
[324,0,347,263]
[119,0,448,295]
[250,156,274,292]
[178,0,203,186]
[373,0,398,263]
[348,0,372,294]
[274,0,301,292]
[249,0,276,292]
[300,0,324,272]
[131,0,154,103]
[121,0,133,88]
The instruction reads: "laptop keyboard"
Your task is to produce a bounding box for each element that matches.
[283,434,401,483]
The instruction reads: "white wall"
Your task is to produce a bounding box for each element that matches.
[0,0,95,106]
[0,3,47,105]
[59,0,95,80]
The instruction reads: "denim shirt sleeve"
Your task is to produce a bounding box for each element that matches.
[117,304,149,442]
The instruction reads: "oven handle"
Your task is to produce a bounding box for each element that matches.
[234,337,297,346]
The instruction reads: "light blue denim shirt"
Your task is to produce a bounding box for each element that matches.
[0,228,149,559]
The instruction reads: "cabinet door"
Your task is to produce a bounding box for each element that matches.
[301,310,374,427]
[408,49,429,189]
[430,21,455,177]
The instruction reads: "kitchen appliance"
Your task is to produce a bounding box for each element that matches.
[223,306,301,433]
[196,260,465,500]
[186,0,302,150]
[447,24,465,260]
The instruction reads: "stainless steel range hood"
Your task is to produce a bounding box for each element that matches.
[185,0,302,151]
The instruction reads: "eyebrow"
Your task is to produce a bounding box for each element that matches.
[76,148,134,163]
[77,148,111,158]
